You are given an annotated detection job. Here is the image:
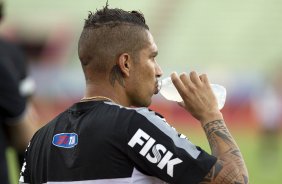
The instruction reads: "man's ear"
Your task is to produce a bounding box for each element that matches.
[117,53,131,77]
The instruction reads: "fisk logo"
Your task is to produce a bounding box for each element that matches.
[128,129,182,177]
[52,133,78,148]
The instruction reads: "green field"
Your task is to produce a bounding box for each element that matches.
[7,128,282,184]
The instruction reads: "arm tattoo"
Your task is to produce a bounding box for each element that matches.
[199,120,249,184]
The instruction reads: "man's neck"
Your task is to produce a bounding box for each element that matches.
[84,82,130,107]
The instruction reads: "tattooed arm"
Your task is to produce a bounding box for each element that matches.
[170,72,249,184]
[199,119,249,184]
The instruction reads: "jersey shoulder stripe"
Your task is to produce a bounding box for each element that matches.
[105,102,201,159]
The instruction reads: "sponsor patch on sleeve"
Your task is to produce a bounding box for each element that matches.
[52,133,78,148]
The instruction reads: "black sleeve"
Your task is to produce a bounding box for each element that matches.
[2,39,27,80]
[0,40,27,123]
[126,108,216,184]
[0,63,26,122]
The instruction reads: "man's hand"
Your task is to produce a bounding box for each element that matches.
[170,71,249,183]
[170,71,223,124]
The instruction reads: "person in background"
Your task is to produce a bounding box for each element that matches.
[20,4,248,184]
[252,65,282,164]
[0,1,37,183]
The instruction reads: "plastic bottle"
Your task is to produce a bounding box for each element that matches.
[158,77,227,110]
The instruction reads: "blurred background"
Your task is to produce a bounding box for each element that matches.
[1,0,282,183]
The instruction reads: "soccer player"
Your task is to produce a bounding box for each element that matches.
[0,1,36,183]
[19,5,249,184]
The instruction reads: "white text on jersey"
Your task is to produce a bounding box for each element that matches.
[128,128,183,177]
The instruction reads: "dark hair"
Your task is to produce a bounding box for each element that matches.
[78,5,150,84]
[84,6,149,30]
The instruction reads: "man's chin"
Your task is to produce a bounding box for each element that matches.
[145,97,153,107]
[133,98,152,108]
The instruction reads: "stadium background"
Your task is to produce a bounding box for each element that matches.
[1,0,282,183]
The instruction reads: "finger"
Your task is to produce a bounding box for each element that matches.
[199,73,210,85]
[171,72,186,94]
[179,72,193,88]
[189,71,201,86]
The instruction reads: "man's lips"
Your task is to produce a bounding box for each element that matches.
[154,80,161,94]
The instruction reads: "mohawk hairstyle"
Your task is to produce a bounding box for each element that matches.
[78,4,151,85]
[84,4,149,30]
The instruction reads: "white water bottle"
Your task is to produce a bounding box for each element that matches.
[158,77,227,110]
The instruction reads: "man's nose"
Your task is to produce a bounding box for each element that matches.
[155,63,163,78]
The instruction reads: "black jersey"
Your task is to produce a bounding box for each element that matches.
[0,38,28,184]
[20,100,216,184]
[0,38,27,123]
